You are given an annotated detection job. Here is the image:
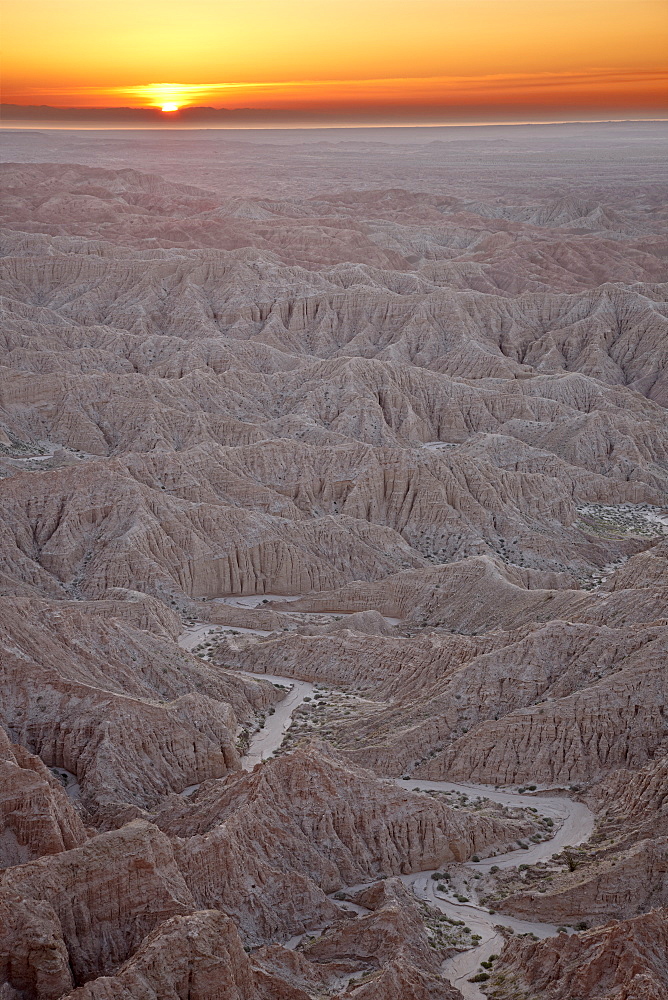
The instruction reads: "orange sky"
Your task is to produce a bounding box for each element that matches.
[3,0,667,122]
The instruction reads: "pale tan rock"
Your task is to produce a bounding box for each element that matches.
[305,877,444,971]
[0,596,280,821]
[158,746,531,943]
[251,945,348,993]
[487,908,668,1000]
[587,751,668,843]
[494,751,668,929]
[420,639,667,785]
[601,540,668,592]
[498,837,668,925]
[62,910,311,1000]
[0,130,666,999]
[0,726,87,868]
[221,621,668,784]
[252,879,464,998]
[0,820,194,985]
[74,588,184,638]
[0,889,73,999]
[0,459,424,601]
[347,960,462,999]
[315,609,396,635]
[281,555,665,631]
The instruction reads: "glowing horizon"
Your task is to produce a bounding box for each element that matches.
[3,0,667,123]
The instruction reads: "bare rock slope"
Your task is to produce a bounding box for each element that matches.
[0,124,666,998]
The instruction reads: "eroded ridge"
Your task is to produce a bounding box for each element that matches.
[0,122,666,1000]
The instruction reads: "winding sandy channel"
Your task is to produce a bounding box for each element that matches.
[398,779,594,998]
[179,624,594,998]
[240,672,316,770]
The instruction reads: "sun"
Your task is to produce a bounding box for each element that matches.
[161,102,179,112]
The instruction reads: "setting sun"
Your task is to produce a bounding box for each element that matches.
[1,0,666,125]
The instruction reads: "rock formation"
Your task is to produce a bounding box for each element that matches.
[62,910,311,1000]
[0,727,87,868]
[0,595,281,825]
[0,122,665,997]
[484,908,668,999]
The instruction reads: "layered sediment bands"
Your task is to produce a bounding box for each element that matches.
[0,596,280,821]
[419,640,668,785]
[223,621,663,707]
[0,821,195,986]
[280,556,666,629]
[417,666,666,784]
[0,128,666,997]
[160,747,531,943]
[2,358,667,489]
[348,961,463,999]
[70,588,185,638]
[0,740,527,973]
[498,837,668,925]
[1,225,666,388]
[0,727,87,868]
[486,908,668,1000]
[256,880,462,999]
[160,746,530,874]
[249,880,464,999]
[62,910,311,1000]
[220,621,668,782]
[295,878,463,998]
[0,890,74,1000]
[0,461,424,601]
[305,878,444,971]
[294,608,397,637]
[492,752,668,929]
[600,539,668,592]
[8,437,655,606]
[587,752,668,842]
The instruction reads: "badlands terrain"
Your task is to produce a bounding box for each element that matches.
[0,121,667,999]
